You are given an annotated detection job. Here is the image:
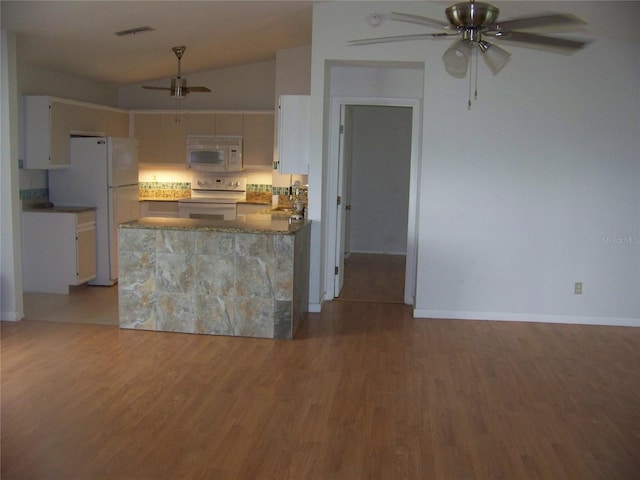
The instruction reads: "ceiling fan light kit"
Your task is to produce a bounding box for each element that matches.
[349,0,589,108]
[443,39,472,78]
[478,41,511,75]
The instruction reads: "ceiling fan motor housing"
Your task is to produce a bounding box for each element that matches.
[446,2,499,29]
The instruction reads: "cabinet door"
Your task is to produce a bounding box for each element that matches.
[161,114,188,163]
[186,113,215,136]
[134,113,163,163]
[70,104,106,135]
[49,101,72,168]
[106,110,130,137]
[215,113,243,136]
[76,223,97,283]
[278,95,310,174]
[140,201,179,218]
[243,112,274,169]
[22,212,81,293]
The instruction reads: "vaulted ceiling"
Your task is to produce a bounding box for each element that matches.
[1,1,314,86]
[2,1,638,88]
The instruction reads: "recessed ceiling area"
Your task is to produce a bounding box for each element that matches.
[1,0,314,86]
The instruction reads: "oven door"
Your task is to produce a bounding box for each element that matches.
[178,201,237,220]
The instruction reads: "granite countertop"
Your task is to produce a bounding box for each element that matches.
[120,213,310,235]
[23,204,96,214]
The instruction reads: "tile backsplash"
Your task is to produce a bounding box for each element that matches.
[19,188,48,201]
[138,181,275,203]
[139,182,191,200]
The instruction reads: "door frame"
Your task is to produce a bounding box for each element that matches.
[326,96,422,305]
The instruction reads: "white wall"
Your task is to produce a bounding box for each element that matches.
[275,46,311,98]
[118,60,276,110]
[1,31,24,321]
[310,1,640,326]
[273,46,312,194]
[348,105,412,254]
[18,63,119,106]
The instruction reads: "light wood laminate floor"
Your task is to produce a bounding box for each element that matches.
[23,284,119,326]
[3,260,640,479]
[337,253,405,303]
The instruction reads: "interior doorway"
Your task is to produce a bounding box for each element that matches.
[337,253,406,303]
[331,101,418,304]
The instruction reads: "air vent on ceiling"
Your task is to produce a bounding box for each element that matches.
[114,26,155,37]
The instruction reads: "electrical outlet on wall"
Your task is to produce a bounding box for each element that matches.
[574,282,583,295]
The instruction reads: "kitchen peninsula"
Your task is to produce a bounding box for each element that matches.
[118,215,310,340]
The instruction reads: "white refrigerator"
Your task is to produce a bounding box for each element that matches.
[48,137,139,286]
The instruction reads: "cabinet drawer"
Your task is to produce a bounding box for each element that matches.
[140,201,179,217]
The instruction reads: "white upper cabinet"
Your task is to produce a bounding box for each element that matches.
[23,96,131,169]
[277,95,310,174]
[243,112,275,169]
[133,110,274,167]
[215,113,244,136]
[24,96,71,169]
[186,113,216,136]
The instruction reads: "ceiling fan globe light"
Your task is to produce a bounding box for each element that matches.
[483,43,511,75]
[442,39,471,78]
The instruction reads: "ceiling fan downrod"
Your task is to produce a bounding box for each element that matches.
[171,46,187,98]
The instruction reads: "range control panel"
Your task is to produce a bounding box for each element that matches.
[191,173,247,192]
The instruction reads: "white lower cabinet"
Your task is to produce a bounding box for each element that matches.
[140,201,179,218]
[22,209,97,294]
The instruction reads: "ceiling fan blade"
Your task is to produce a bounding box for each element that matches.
[487,13,585,32]
[494,31,588,52]
[142,86,172,91]
[349,32,457,46]
[185,86,212,93]
[390,12,449,29]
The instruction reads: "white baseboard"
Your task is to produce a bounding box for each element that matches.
[1,310,24,322]
[412,309,640,328]
[309,303,322,313]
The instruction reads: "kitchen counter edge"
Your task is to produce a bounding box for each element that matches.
[23,206,97,214]
[119,214,310,235]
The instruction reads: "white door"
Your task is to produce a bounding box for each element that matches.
[333,105,347,297]
[334,105,351,297]
[328,97,421,305]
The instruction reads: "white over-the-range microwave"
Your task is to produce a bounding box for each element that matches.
[186,135,243,172]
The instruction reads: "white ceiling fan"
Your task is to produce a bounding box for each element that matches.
[349,1,589,106]
[142,46,211,99]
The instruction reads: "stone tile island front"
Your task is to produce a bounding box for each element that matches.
[118,215,311,340]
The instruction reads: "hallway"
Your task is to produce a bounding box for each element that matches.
[336,253,406,304]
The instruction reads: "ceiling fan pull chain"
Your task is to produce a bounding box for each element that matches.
[467,45,480,110]
[175,99,181,122]
[474,46,479,101]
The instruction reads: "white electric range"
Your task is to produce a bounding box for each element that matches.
[178,172,246,220]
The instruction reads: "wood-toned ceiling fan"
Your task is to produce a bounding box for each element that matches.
[350,1,589,80]
[142,46,211,98]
